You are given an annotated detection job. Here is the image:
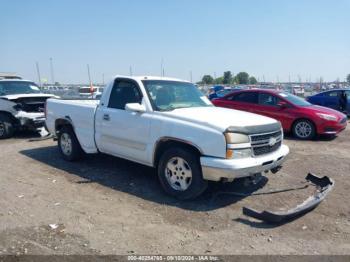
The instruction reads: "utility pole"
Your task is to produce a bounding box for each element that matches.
[49,57,55,85]
[102,73,105,85]
[35,62,42,89]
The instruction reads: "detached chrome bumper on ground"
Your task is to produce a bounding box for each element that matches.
[243,173,334,223]
[200,145,289,181]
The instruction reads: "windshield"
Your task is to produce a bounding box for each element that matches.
[278,92,311,107]
[142,80,213,111]
[0,81,41,95]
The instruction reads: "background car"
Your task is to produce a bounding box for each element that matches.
[208,85,224,100]
[212,89,347,139]
[306,89,350,116]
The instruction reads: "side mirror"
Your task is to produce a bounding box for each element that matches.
[277,101,288,109]
[125,103,146,113]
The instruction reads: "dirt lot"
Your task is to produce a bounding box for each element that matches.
[0,128,349,255]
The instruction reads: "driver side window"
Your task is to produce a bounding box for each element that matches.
[258,93,280,106]
[108,80,142,110]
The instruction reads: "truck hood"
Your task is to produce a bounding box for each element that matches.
[0,93,56,100]
[164,106,279,133]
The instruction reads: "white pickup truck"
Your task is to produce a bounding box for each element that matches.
[46,76,289,199]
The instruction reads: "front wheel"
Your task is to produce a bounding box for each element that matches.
[157,147,208,200]
[0,114,14,139]
[292,119,316,140]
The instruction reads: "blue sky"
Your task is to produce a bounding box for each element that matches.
[1,0,349,84]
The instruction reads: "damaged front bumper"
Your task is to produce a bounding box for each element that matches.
[243,173,334,223]
[15,111,46,130]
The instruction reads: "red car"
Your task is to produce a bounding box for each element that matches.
[212,89,347,139]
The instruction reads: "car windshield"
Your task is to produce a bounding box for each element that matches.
[142,80,213,111]
[278,92,311,107]
[0,81,41,95]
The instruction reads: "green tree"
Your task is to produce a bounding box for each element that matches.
[201,75,214,85]
[214,76,224,84]
[223,71,233,85]
[235,72,249,84]
[347,74,350,84]
[248,76,258,84]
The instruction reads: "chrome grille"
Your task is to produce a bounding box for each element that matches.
[250,130,282,156]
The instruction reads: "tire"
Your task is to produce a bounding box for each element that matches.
[57,126,83,161]
[0,114,14,139]
[292,119,316,140]
[157,147,208,200]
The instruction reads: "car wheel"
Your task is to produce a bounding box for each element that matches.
[58,126,83,161]
[0,114,14,139]
[292,119,316,140]
[157,147,208,200]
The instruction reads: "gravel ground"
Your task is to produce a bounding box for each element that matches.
[0,128,349,255]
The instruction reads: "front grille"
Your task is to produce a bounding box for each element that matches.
[340,117,347,124]
[250,130,282,156]
[253,141,282,156]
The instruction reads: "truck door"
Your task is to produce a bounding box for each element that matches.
[95,79,151,164]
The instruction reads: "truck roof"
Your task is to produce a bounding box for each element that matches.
[0,73,22,80]
[0,78,36,83]
[114,75,190,83]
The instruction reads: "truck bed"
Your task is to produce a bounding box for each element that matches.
[46,99,100,153]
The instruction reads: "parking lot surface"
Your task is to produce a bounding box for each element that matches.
[0,129,349,255]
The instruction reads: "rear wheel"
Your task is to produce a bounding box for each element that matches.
[58,126,83,161]
[0,114,14,139]
[157,147,208,200]
[292,119,316,140]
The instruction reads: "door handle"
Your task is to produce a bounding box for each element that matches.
[103,114,110,121]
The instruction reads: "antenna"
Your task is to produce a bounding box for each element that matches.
[87,64,93,97]
[129,66,133,76]
[35,62,42,89]
[49,57,55,84]
[190,70,193,83]
[160,58,164,77]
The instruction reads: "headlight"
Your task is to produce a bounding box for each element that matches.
[226,148,252,159]
[316,113,337,121]
[224,132,250,144]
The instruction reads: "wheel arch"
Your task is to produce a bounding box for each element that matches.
[153,137,203,167]
[0,110,18,124]
[55,117,75,135]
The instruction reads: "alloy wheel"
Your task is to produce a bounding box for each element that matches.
[165,157,193,191]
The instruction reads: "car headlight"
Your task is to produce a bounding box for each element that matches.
[224,132,250,144]
[226,148,252,159]
[316,113,337,121]
[225,132,251,159]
